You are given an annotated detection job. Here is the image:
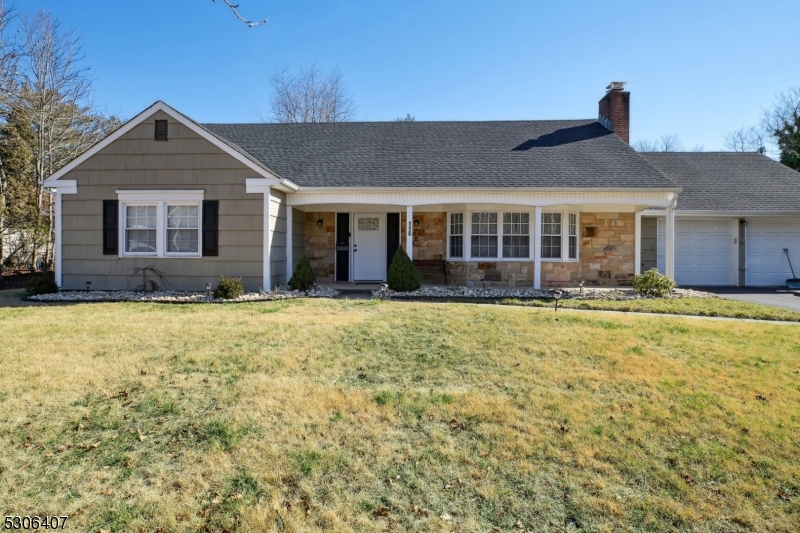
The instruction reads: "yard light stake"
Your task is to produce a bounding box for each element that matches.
[553,290,563,312]
[206,282,212,297]
[86,281,92,291]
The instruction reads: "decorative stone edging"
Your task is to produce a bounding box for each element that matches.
[26,286,339,303]
[371,286,718,301]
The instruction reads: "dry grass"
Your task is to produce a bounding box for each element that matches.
[1,290,799,532]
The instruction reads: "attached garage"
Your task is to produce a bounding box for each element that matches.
[745,218,800,286]
[657,218,736,286]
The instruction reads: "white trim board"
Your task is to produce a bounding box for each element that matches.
[40,101,298,192]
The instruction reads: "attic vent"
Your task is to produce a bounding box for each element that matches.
[154,120,168,141]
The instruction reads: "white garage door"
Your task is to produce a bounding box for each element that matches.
[658,218,735,286]
[746,218,800,287]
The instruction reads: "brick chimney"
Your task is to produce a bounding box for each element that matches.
[598,81,629,143]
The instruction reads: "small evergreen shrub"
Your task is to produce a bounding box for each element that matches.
[25,275,59,296]
[387,246,421,292]
[289,254,316,291]
[212,277,245,299]
[633,268,675,296]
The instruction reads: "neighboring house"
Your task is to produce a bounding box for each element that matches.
[41,83,800,291]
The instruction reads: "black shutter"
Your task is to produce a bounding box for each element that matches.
[386,213,400,275]
[335,213,350,282]
[202,200,219,256]
[102,200,118,255]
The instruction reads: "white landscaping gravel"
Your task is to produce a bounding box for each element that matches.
[371,286,718,301]
[27,286,339,303]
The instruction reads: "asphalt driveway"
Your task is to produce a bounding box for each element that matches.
[693,287,800,313]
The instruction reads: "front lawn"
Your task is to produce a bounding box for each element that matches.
[501,296,800,322]
[0,293,798,532]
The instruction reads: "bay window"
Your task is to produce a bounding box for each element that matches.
[447,210,578,261]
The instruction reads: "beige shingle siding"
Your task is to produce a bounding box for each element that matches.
[270,190,287,287]
[61,110,266,292]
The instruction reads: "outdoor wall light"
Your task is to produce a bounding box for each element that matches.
[413,219,420,227]
[85,281,92,291]
[317,219,324,227]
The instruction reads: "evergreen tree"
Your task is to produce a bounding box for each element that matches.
[288,254,316,291]
[0,112,41,268]
[387,246,420,292]
[774,111,800,171]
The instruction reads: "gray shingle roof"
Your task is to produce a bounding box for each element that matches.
[203,120,677,189]
[641,152,800,212]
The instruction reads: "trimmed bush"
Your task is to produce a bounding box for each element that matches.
[288,254,316,291]
[25,275,59,296]
[387,246,420,292]
[633,268,676,296]
[212,277,245,299]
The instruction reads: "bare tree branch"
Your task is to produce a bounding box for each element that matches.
[212,0,268,27]
[632,134,684,152]
[268,65,357,123]
[723,125,767,153]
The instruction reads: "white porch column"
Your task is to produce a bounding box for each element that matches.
[286,206,293,280]
[263,192,272,290]
[634,211,642,275]
[665,205,675,279]
[406,205,413,259]
[54,191,63,288]
[42,180,76,289]
[533,206,542,289]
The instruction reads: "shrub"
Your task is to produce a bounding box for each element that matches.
[25,275,59,296]
[633,268,675,296]
[387,246,420,292]
[288,254,316,291]
[213,277,245,299]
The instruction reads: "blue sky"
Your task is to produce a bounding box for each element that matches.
[16,0,799,150]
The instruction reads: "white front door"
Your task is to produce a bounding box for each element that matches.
[353,213,386,281]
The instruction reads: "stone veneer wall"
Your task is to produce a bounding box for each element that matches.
[400,212,446,260]
[303,212,335,282]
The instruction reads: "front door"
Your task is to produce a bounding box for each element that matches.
[353,213,385,281]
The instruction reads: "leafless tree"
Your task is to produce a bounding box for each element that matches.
[723,125,767,153]
[268,65,357,123]
[0,1,19,98]
[10,10,122,267]
[212,0,268,27]
[632,134,684,152]
[395,113,415,122]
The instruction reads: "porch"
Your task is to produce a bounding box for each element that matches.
[280,192,679,289]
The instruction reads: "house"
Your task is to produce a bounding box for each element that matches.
[41,83,800,291]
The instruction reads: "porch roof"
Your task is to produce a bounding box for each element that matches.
[203,120,677,190]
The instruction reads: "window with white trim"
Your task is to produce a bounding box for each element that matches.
[502,213,530,258]
[568,213,578,259]
[471,212,498,258]
[541,212,562,259]
[449,213,464,258]
[120,200,202,257]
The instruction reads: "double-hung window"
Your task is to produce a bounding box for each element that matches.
[449,213,464,258]
[502,213,530,258]
[541,213,562,259]
[471,212,498,258]
[568,213,578,260]
[118,191,204,258]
